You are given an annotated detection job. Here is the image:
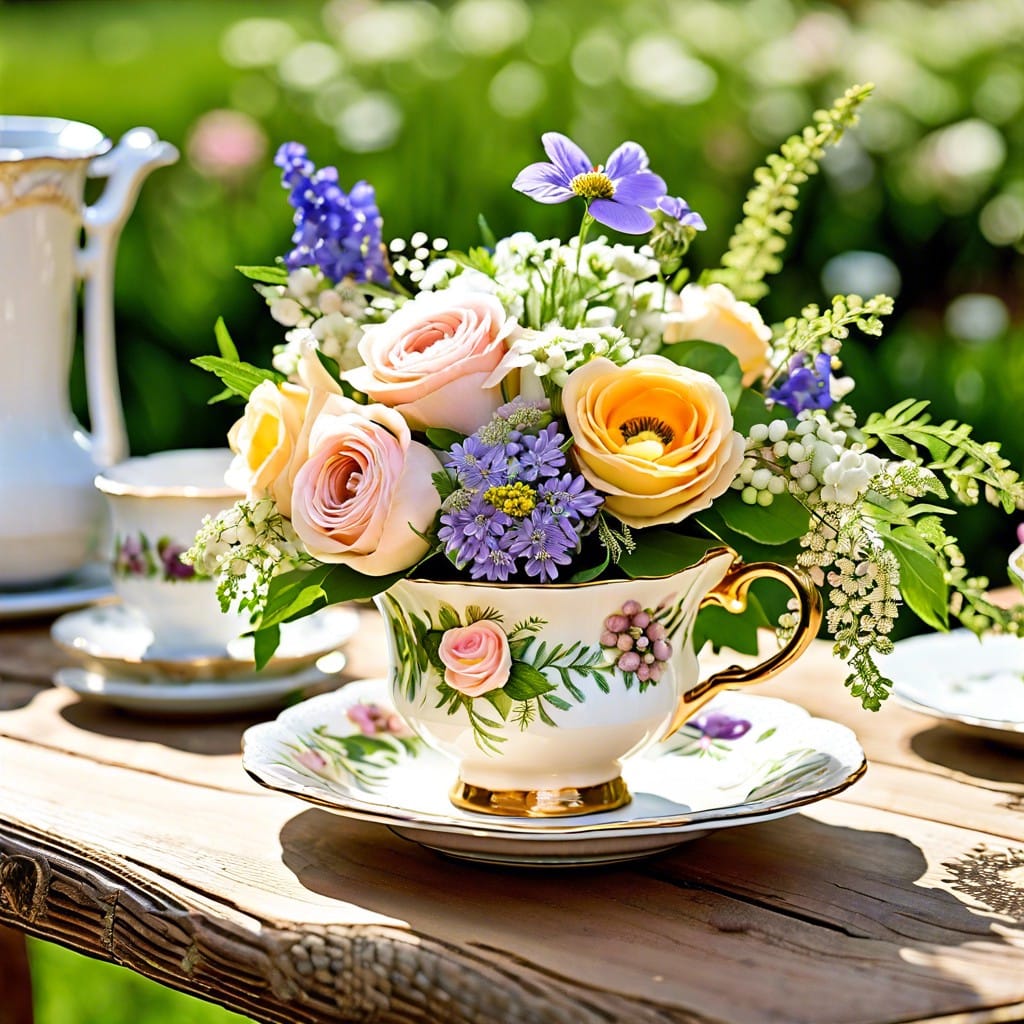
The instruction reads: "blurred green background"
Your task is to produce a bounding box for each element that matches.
[2,0,1023,1016]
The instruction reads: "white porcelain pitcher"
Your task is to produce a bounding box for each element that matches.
[0,117,177,587]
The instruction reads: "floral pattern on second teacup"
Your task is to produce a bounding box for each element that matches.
[114,532,202,582]
[378,592,687,753]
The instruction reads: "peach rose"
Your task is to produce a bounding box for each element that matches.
[663,283,772,386]
[562,355,744,528]
[343,291,517,434]
[290,394,442,575]
[226,336,342,517]
[437,620,512,697]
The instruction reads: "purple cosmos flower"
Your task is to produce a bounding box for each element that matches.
[656,195,706,231]
[690,711,752,741]
[539,473,604,521]
[438,496,511,567]
[446,436,507,490]
[469,547,516,582]
[513,133,666,234]
[517,423,565,481]
[506,508,575,583]
[768,353,834,416]
[275,141,389,285]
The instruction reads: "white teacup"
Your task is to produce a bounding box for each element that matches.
[95,449,247,657]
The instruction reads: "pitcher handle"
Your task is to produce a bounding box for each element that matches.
[77,128,178,468]
[662,559,823,739]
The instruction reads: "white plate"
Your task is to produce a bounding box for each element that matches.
[54,662,343,716]
[52,603,360,682]
[243,679,866,867]
[0,564,113,621]
[883,630,1024,747]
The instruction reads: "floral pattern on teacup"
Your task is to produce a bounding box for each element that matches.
[379,593,687,754]
[113,533,201,582]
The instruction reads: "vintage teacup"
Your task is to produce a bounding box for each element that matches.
[95,449,247,656]
[376,549,821,816]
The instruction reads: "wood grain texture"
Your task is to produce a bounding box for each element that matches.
[2,611,1024,1023]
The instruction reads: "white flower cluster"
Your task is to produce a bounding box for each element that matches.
[790,501,902,665]
[734,410,882,508]
[258,268,371,377]
[183,497,312,615]
[496,324,635,397]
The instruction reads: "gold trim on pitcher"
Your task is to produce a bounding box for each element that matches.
[450,776,631,817]
[0,159,86,219]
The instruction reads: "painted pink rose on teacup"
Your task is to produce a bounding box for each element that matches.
[343,291,517,435]
[290,394,442,575]
[437,620,512,697]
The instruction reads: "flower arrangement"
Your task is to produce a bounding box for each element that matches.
[188,84,1024,710]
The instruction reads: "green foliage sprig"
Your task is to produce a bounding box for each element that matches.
[711,83,874,303]
[769,293,894,377]
[862,399,1024,512]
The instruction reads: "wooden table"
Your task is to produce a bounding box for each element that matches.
[1,607,1023,1024]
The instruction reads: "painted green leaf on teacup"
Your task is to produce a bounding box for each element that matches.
[743,749,834,803]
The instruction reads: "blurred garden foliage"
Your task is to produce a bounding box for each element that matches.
[1,0,1022,582]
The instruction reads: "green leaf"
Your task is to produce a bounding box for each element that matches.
[214,317,239,361]
[661,341,743,408]
[733,388,774,435]
[714,490,810,545]
[431,469,459,502]
[504,663,556,700]
[693,602,762,656]
[320,564,407,606]
[484,688,513,720]
[426,428,466,451]
[477,213,497,250]
[619,531,723,579]
[437,603,461,631]
[236,264,289,285]
[886,526,949,631]
[258,565,333,630]
[192,356,285,401]
[423,630,445,672]
[253,623,281,671]
[570,549,610,583]
[208,386,243,406]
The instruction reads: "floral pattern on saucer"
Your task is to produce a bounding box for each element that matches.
[244,679,865,865]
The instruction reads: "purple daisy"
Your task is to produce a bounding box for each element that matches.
[506,507,576,583]
[517,423,565,481]
[438,497,511,567]
[539,473,604,521]
[446,436,507,490]
[513,133,666,235]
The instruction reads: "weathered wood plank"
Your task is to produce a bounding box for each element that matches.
[2,735,1024,1024]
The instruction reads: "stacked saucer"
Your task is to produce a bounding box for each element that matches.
[51,603,359,716]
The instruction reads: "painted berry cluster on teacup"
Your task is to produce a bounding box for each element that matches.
[379,593,686,753]
[114,533,200,582]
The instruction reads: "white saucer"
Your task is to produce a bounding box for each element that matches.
[0,563,113,621]
[52,603,360,682]
[883,630,1024,748]
[243,679,866,867]
[54,663,342,716]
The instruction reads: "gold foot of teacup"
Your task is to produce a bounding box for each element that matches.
[450,776,631,817]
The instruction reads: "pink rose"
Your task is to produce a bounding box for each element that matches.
[343,291,517,434]
[437,620,512,697]
[291,394,442,575]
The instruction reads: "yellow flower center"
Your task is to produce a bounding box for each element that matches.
[618,416,675,461]
[570,171,615,200]
[484,481,537,517]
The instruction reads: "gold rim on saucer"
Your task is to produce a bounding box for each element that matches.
[449,776,631,817]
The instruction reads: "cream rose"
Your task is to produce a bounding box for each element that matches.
[290,394,442,575]
[343,291,517,434]
[226,336,342,517]
[562,355,744,528]
[663,283,772,386]
[437,620,512,697]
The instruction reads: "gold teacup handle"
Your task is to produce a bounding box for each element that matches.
[663,559,823,739]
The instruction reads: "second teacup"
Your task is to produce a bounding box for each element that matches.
[95,448,248,657]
